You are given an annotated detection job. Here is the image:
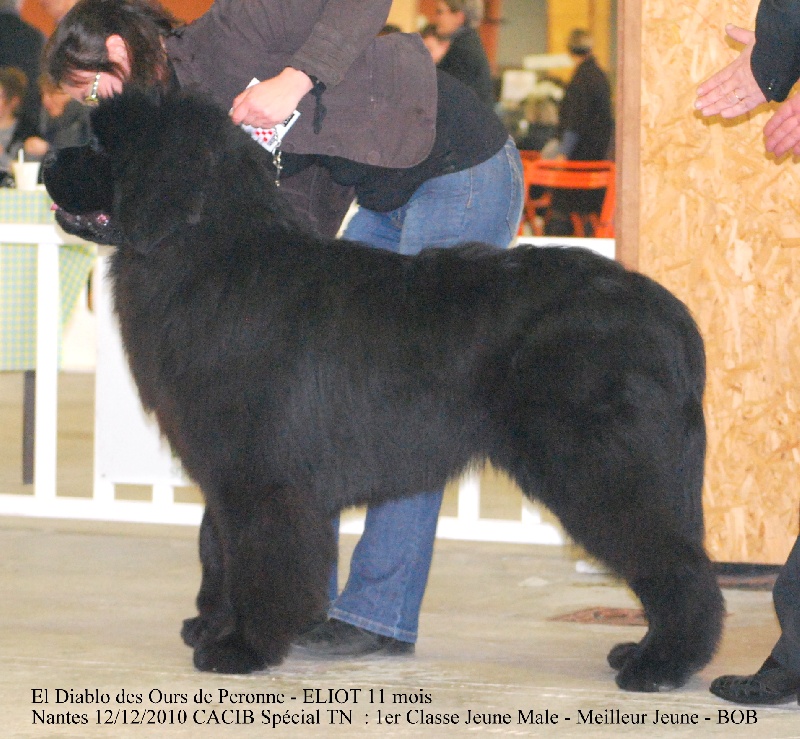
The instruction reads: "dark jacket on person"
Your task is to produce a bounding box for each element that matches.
[557,54,613,161]
[437,25,494,106]
[752,0,800,101]
[284,70,508,212]
[0,10,45,124]
[165,0,437,169]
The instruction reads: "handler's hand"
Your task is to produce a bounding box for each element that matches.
[230,68,313,128]
[764,94,800,156]
[695,25,766,118]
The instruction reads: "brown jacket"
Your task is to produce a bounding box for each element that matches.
[165,0,437,168]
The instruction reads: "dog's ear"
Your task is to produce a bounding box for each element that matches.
[117,94,226,255]
[89,87,159,156]
[117,147,216,255]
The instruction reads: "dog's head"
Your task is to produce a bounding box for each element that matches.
[44,88,273,254]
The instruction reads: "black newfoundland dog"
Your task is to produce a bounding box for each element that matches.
[44,89,724,691]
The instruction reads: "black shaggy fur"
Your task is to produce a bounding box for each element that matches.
[43,89,724,691]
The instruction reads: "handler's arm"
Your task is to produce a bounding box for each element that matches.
[696,2,800,118]
[751,0,800,103]
[230,0,391,127]
[288,0,392,88]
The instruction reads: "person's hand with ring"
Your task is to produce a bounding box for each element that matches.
[695,24,766,118]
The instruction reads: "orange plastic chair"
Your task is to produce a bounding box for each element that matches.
[518,149,542,166]
[519,159,615,238]
[517,151,547,235]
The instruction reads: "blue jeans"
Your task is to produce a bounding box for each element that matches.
[327,138,523,642]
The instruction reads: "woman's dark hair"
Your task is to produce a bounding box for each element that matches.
[44,0,179,90]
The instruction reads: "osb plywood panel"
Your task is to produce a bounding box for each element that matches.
[641,0,800,562]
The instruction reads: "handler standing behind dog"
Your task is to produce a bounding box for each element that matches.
[695,11,800,707]
[46,0,523,659]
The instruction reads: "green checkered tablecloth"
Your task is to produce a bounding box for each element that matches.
[0,188,97,370]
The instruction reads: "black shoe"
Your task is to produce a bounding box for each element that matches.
[710,656,800,705]
[291,619,414,658]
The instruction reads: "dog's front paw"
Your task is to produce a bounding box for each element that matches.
[193,636,265,674]
[181,616,207,647]
[607,641,638,671]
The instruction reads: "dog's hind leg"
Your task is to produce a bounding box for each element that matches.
[498,423,724,692]
[192,485,335,674]
[534,471,722,691]
[580,504,723,692]
[600,395,722,689]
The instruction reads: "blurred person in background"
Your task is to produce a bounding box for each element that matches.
[516,90,560,153]
[24,73,91,160]
[433,0,493,105]
[556,29,613,162]
[420,23,449,64]
[0,0,45,125]
[544,28,613,235]
[0,66,38,181]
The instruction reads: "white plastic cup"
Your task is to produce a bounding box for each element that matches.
[12,161,41,190]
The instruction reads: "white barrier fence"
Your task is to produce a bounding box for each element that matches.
[0,229,612,544]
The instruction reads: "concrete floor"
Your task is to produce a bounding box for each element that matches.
[1,372,798,737]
